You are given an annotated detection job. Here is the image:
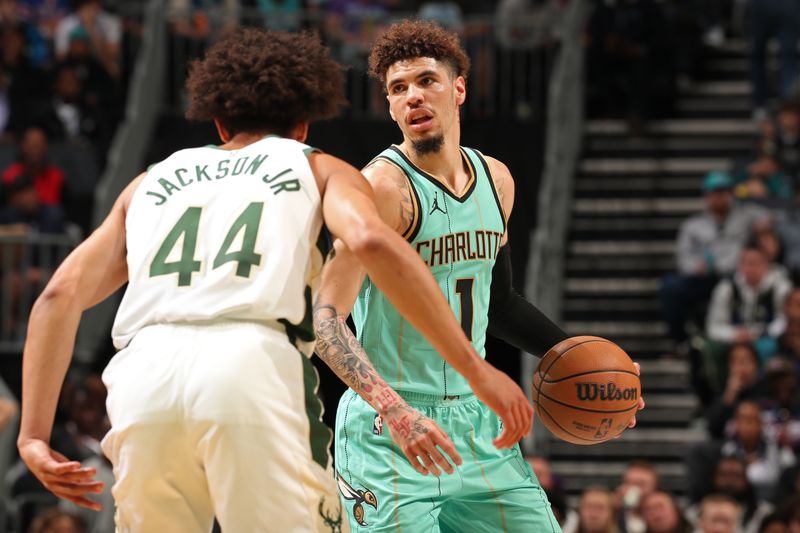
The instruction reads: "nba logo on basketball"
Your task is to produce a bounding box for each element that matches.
[575,382,638,402]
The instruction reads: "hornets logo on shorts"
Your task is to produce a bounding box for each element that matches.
[336,473,378,526]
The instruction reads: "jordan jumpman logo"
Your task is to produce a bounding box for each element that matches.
[430,191,446,215]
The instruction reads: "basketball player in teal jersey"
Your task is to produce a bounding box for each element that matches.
[314,21,644,532]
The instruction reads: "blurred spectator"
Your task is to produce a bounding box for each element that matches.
[752,223,786,268]
[706,343,765,440]
[721,401,796,501]
[169,0,239,39]
[661,171,770,358]
[775,199,800,281]
[776,466,800,507]
[705,244,792,370]
[614,460,660,533]
[758,512,787,533]
[250,0,303,31]
[61,24,120,113]
[639,491,693,533]
[418,2,463,32]
[694,494,741,533]
[758,357,800,452]
[324,0,388,67]
[1,126,65,206]
[54,0,121,78]
[527,455,569,525]
[35,62,110,150]
[563,487,619,533]
[0,22,48,138]
[762,100,800,190]
[734,155,793,200]
[687,457,774,533]
[29,507,86,533]
[776,289,800,365]
[746,0,799,121]
[583,0,676,132]
[0,174,65,233]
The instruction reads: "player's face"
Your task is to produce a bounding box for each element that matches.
[385,57,466,145]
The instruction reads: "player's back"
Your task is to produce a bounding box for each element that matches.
[112,136,325,352]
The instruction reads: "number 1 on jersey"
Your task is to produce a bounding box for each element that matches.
[455,278,474,341]
[150,202,264,286]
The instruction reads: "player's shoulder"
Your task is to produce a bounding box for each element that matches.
[362,157,410,197]
[475,152,513,182]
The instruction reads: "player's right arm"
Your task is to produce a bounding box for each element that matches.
[309,154,532,449]
[17,173,144,511]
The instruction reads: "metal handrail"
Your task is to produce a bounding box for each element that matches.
[522,0,588,455]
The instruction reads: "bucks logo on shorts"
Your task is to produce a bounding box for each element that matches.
[336,473,378,526]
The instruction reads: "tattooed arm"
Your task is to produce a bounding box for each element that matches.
[313,240,462,477]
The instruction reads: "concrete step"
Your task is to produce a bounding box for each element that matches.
[572,198,703,215]
[566,256,675,273]
[551,460,688,494]
[574,176,702,192]
[585,118,756,136]
[548,428,704,459]
[615,338,675,356]
[585,135,753,155]
[565,278,660,295]
[563,321,667,337]
[685,80,751,97]
[580,157,731,175]
[563,298,662,313]
[570,241,675,256]
[570,216,683,233]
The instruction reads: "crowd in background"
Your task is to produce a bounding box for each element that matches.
[3,0,800,532]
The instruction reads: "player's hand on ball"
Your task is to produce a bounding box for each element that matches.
[623,362,646,431]
[384,404,462,477]
[18,438,104,510]
[469,361,533,449]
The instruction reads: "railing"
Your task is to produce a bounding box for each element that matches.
[73,0,167,364]
[522,0,588,455]
[0,233,79,353]
[162,9,559,121]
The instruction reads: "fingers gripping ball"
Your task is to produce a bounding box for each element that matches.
[532,336,641,445]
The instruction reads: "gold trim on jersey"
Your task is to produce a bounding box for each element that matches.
[371,155,421,241]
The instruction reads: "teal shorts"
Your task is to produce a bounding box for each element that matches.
[334,389,561,532]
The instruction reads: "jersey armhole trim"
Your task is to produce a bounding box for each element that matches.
[371,155,422,242]
[303,146,323,157]
[472,148,507,234]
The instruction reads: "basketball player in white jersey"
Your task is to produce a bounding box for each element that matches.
[16,29,533,532]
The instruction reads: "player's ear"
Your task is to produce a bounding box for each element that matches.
[214,118,230,143]
[454,76,466,106]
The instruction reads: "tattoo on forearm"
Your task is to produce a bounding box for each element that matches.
[313,303,400,411]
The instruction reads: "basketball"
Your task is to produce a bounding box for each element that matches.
[532,336,641,445]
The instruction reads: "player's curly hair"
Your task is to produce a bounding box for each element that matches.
[185,28,345,136]
[368,20,470,85]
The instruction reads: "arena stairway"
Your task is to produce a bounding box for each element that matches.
[547,41,759,501]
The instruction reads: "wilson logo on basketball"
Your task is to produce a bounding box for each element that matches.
[575,382,638,402]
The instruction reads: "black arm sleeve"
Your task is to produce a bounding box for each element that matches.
[488,244,568,356]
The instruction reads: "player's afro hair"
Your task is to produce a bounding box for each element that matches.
[185,28,346,136]
[368,20,470,85]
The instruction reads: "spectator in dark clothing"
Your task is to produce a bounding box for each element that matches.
[0,22,47,138]
[686,457,774,533]
[707,343,765,440]
[661,171,768,357]
[757,512,787,533]
[762,100,800,190]
[747,0,800,120]
[29,507,86,533]
[34,62,110,154]
[776,289,800,366]
[1,125,64,206]
[61,25,120,115]
[776,466,800,507]
[759,357,800,453]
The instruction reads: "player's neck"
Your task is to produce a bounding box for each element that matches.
[402,136,464,187]
[219,131,275,151]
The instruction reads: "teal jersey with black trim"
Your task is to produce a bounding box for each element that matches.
[352,146,506,396]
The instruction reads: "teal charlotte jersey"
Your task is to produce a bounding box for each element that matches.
[351,145,506,397]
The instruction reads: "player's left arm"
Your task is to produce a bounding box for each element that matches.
[484,156,645,427]
[484,156,569,355]
[17,174,143,511]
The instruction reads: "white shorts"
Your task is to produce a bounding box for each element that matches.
[101,321,347,533]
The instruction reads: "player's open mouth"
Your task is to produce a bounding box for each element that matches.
[408,110,434,131]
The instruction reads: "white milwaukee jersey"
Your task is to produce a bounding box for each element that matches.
[112,136,326,352]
